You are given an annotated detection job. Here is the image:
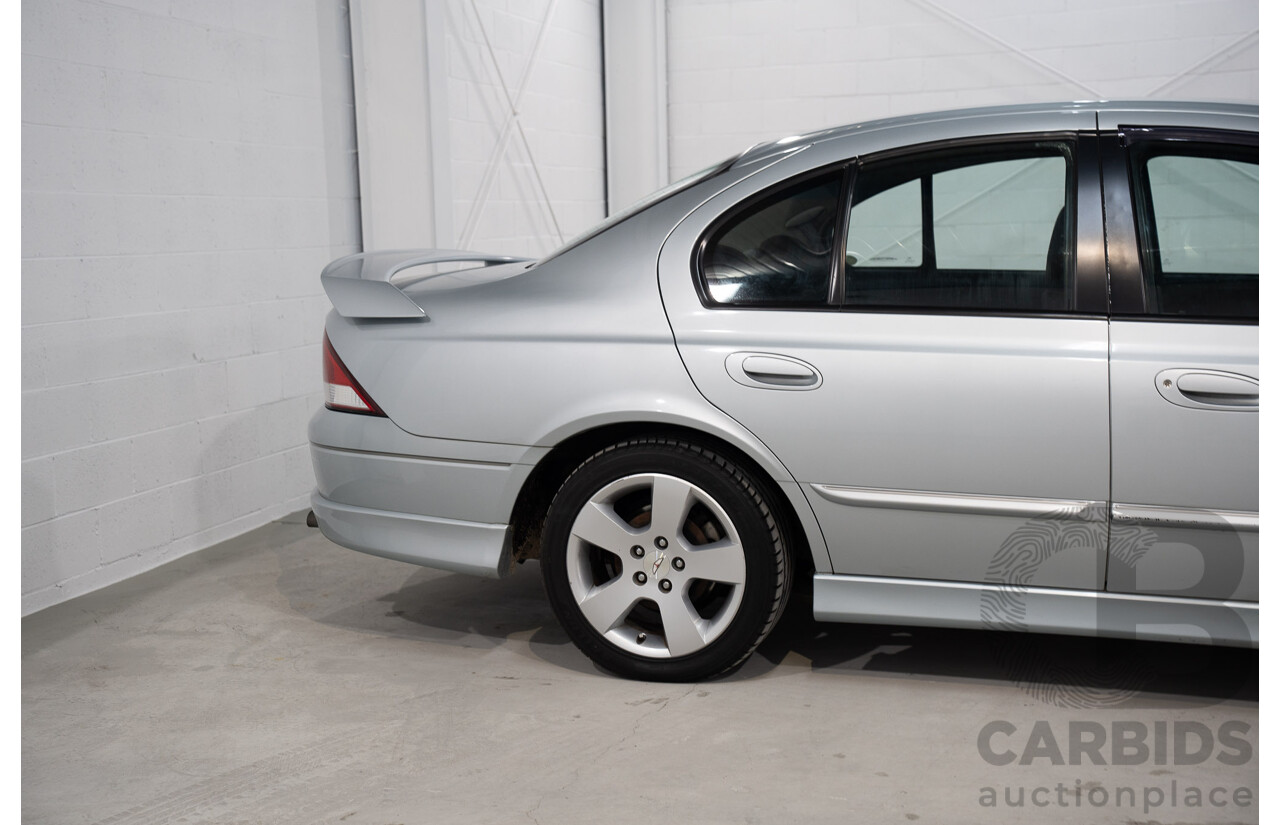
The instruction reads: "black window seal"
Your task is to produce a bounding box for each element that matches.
[920,171,937,274]
[1118,126,1257,149]
[1108,313,1259,327]
[827,166,856,305]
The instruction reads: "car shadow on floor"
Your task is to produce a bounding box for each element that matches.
[741,585,1257,708]
[309,559,1257,705]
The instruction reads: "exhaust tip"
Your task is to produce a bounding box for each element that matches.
[305,510,319,528]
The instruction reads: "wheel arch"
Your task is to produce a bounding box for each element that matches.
[507,421,827,582]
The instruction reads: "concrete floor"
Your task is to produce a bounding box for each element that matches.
[24,512,1258,825]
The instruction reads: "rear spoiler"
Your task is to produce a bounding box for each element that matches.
[320,249,533,319]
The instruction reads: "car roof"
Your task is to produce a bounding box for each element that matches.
[734,100,1258,166]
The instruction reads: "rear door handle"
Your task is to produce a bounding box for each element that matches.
[725,352,822,390]
[1156,368,1258,411]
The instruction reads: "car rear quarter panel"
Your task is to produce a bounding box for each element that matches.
[321,200,820,480]
[323,209,704,445]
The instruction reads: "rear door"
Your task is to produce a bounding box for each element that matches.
[658,128,1112,590]
[1100,124,1259,605]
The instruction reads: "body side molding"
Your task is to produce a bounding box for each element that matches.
[1112,503,1259,532]
[810,484,1105,521]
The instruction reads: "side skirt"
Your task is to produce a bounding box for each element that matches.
[812,574,1258,647]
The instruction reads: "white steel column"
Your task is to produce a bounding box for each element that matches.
[349,0,439,249]
[423,0,454,248]
[603,0,669,215]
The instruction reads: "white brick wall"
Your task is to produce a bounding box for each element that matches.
[666,0,1259,177]
[21,0,361,614]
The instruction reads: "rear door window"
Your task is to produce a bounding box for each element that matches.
[1127,139,1258,320]
[844,143,1074,312]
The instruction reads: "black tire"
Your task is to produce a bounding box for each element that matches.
[540,437,792,681]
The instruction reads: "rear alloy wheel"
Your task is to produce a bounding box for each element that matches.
[541,438,791,681]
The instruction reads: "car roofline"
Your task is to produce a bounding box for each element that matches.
[731,100,1258,166]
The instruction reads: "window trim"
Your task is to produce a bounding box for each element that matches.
[1119,129,1258,323]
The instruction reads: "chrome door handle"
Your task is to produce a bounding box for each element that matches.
[742,355,815,380]
[1155,369,1258,411]
[725,352,822,390]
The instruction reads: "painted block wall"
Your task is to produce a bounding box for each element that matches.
[21,0,362,614]
[665,0,1259,177]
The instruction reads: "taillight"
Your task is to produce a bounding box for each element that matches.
[323,334,385,416]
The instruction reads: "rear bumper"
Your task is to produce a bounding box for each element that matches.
[308,407,540,577]
[310,493,513,578]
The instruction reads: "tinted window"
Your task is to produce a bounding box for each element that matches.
[1130,141,1258,319]
[702,173,842,306]
[844,144,1073,312]
[847,179,921,268]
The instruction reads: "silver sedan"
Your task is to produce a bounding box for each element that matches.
[309,101,1258,681]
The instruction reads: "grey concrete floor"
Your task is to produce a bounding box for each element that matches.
[24,512,1258,825]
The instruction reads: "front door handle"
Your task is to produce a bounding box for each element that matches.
[725,352,822,390]
[1156,368,1258,411]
